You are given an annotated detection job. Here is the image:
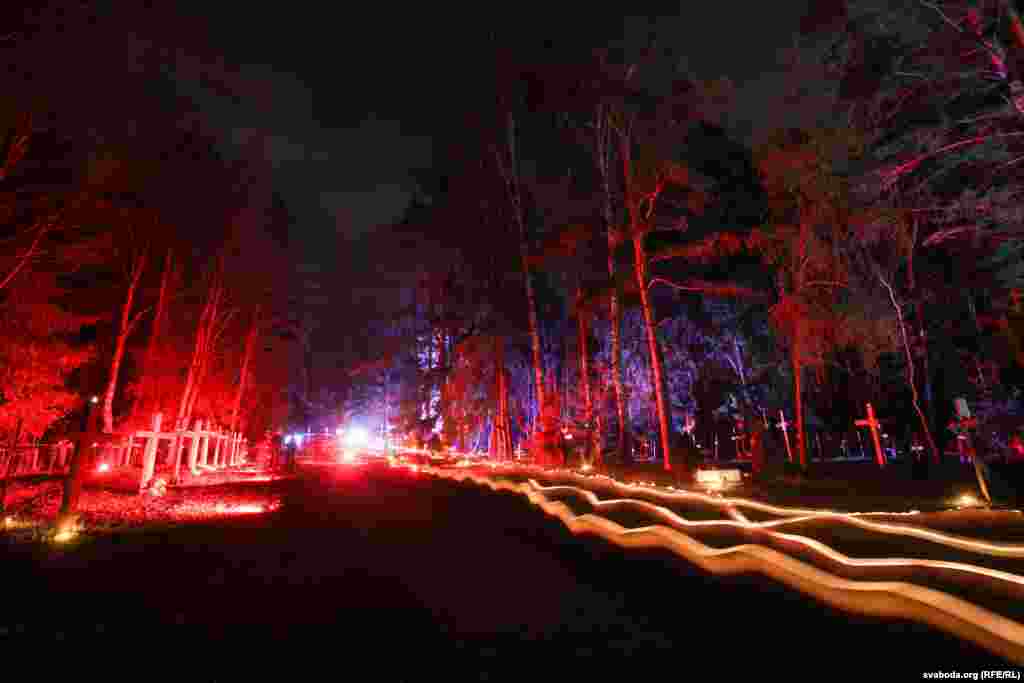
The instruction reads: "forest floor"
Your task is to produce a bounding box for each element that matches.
[0,462,1006,679]
[0,464,293,540]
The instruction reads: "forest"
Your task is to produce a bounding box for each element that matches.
[1,1,1024,482]
[0,9,299,476]
[339,0,1024,472]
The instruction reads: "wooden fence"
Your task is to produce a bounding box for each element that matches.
[0,413,249,492]
[0,441,76,477]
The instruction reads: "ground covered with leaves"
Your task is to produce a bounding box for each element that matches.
[1,465,291,541]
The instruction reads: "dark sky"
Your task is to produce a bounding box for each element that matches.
[10,2,812,371]
[154,4,811,248]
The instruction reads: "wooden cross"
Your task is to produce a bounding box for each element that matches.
[683,414,695,435]
[777,410,794,463]
[855,402,886,467]
[951,414,978,462]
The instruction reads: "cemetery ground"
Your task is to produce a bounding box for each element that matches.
[0,460,1014,679]
[583,458,1019,512]
[0,463,291,539]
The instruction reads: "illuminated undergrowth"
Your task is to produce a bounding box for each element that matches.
[1,472,286,543]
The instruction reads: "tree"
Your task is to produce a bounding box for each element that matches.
[613,117,676,471]
[129,248,174,425]
[99,221,150,434]
[813,0,1024,454]
[169,260,231,481]
[0,270,95,440]
[752,127,866,469]
[589,103,631,463]
[494,110,546,435]
[229,306,261,436]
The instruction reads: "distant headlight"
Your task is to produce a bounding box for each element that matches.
[344,427,369,448]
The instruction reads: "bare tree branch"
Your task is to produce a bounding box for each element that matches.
[0,220,51,292]
[648,276,774,302]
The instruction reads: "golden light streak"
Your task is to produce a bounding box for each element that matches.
[957,494,981,508]
[0,516,31,530]
[475,463,1024,560]
[427,467,1024,664]
[52,517,81,543]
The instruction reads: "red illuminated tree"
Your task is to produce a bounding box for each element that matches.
[129,248,175,425]
[99,225,150,435]
[494,110,547,435]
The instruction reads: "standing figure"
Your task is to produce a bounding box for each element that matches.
[270,432,283,470]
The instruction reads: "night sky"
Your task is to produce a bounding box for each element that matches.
[8,2,812,370]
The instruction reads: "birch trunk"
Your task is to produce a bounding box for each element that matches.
[498,111,545,431]
[102,251,147,434]
[229,308,260,434]
[594,106,627,463]
[620,133,673,471]
[576,285,595,463]
[171,271,221,482]
[791,331,807,468]
[905,234,941,465]
[132,249,172,422]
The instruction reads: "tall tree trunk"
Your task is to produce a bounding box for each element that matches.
[880,276,941,466]
[437,328,447,439]
[609,263,629,463]
[229,307,260,434]
[576,286,595,463]
[906,239,941,465]
[102,251,147,434]
[634,235,674,471]
[497,112,545,431]
[177,282,217,431]
[171,271,221,482]
[186,342,212,422]
[791,208,810,470]
[493,335,512,460]
[57,401,98,530]
[620,133,673,471]
[791,331,808,469]
[189,274,226,424]
[595,106,628,463]
[491,341,500,459]
[917,301,938,456]
[131,248,172,423]
[302,331,314,427]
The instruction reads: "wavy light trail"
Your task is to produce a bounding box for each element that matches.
[523,482,1024,592]
[422,466,1024,664]
[396,454,1024,558]
[492,464,1024,560]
